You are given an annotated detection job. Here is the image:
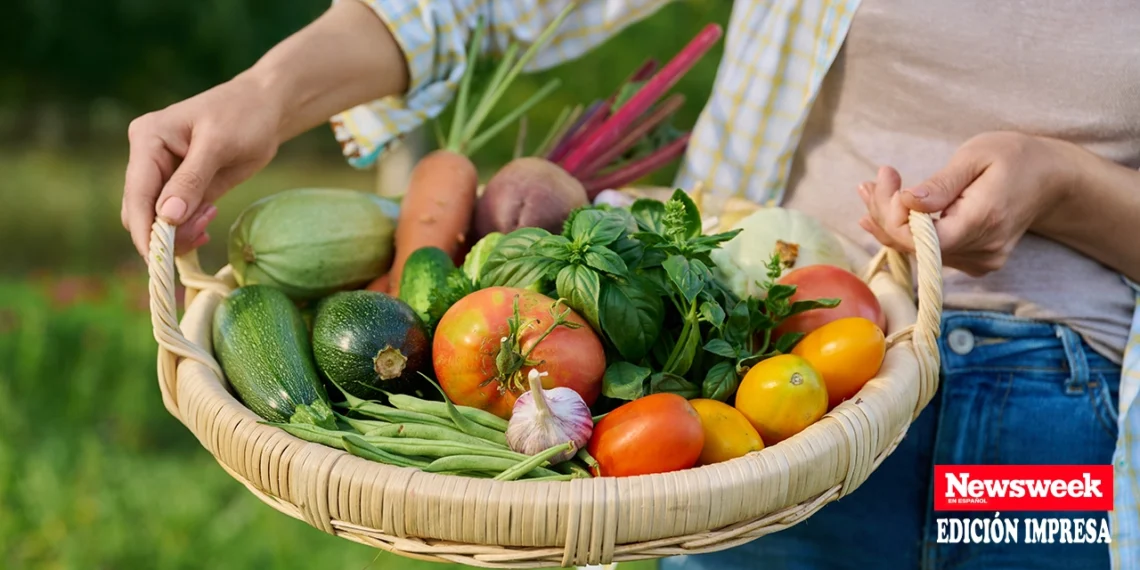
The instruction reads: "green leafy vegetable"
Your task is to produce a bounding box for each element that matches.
[602,362,651,401]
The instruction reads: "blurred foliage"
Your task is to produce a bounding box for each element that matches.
[0,0,731,165]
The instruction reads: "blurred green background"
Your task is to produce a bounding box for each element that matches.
[0,1,730,568]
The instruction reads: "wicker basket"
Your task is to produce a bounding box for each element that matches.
[145,190,943,568]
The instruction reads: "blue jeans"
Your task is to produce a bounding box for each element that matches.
[661,311,1121,570]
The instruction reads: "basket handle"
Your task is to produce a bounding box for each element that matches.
[147,219,228,419]
[890,211,943,417]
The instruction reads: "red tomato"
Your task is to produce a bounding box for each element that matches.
[433,287,605,419]
[775,265,886,337]
[587,393,705,477]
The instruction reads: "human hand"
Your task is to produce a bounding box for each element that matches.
[857,132,1076,277]
[122,73,283,258]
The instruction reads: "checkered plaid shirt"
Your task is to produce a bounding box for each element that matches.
[329,1,1140,565]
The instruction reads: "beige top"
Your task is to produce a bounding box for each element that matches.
[783,0,1140,364]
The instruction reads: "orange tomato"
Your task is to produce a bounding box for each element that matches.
[587,393,705,477]
[791,317,886,409]
[734,354,828,445]
[689,399,764,465]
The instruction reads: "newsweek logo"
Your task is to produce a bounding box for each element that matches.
[934,465,1113,511]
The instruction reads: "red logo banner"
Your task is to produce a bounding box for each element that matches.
[933,465,1113,512]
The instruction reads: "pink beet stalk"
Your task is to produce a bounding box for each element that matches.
[548,59,657,163]
[582,133,691,196]
[559,23,723,174]
[547,100,607,163]
[575,94,686,179]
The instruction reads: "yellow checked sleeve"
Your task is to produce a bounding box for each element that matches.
[329,0,673,168]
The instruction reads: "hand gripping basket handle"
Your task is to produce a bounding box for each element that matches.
[147,219,229,419]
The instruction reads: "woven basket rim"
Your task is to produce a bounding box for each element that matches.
[145,198,944,568]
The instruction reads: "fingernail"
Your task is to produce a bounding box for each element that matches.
[160,197,187,222]
[907,187,928,199]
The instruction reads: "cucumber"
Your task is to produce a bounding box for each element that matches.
[311,290,432,400]
[212,285,336,429]
[228,188,400,301]
[398,247,457,330]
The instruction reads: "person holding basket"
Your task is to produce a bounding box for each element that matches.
[120,1,1140,569]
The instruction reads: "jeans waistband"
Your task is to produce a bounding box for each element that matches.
[939,311,1119,390]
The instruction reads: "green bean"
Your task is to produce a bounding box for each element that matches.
[361,436,528,462]
[423,455,560,478]
[576,447,599,470]
[342,434,429,469]
[386,391,509,432]
[350,401,457,429]
[416,373,509,445]
[261,421,348,450]
[553,459,593,478]
[383,422,510,449]
[336,414,390,435]
[494,442,576,482]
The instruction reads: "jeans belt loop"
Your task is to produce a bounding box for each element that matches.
[1055,324,1090,395]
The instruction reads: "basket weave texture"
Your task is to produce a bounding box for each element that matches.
[145,194,943,568]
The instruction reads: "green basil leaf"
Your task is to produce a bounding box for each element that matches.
[724,300,752,347]
[668,188,702,239]
[663,255,703,303]
[690,258,714,285]
[555,264,601,331]
[700,300,726,328]
[610,237,644,269]
[648,372,700,399]
[599,276,664,361]
[478,228,555,288]
[570,209,627,246]
[583,246,628,277]
[686,229,743,253]
[703,338,738,359]
[631,199,666,234]
[639,247,669,269]
[664,320,701,377]
[767,283,797,303]
[532,234,572,260]
[630,231,667,247]
[701,360,740,401]
[773,331,806,354]
[638,267,671,297]
[787,298,842,317]
[601,362,651,401]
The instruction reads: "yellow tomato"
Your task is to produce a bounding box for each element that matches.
[689,399,765,465]
[734,354,828,444]
[791,316,886,409]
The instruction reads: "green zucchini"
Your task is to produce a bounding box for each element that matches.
[311,290,432,400]
[228,188,400,301]
[212,285,336,429]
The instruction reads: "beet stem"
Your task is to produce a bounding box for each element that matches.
[534,105,576,158]
[560,23,722,173]
[547,59,655,164]
[550,101,610,164]
[547,100,603,162]
[466,78,562,156]
[629,58,660,83]
[582,133,691,196]
[573,93,686,179]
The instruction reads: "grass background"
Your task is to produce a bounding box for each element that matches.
[0,1,732,568]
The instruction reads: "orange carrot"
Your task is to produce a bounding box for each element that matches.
[387,150,479,296]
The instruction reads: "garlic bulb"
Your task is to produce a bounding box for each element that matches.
[506,369,594,464]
